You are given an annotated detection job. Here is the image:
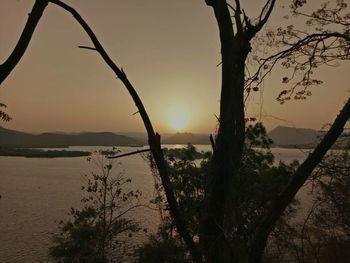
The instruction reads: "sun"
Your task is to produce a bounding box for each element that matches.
[168,111,189,131]
[169,113,188,130]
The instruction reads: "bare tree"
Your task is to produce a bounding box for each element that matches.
[1,0,350,262]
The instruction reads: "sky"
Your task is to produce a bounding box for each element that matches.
[1,0,349,134]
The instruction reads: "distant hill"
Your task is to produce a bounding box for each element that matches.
[163,133,210,145]
[119,132,148,144]
[1,126,334,149]
[0,127,143,148]
[268,126,323,148]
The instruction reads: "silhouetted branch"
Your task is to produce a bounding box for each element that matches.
[0,0,49,85]
[248,0,276,38]
[49,1,201,261]
[78,45,97,51]
[209,134,216,152]
[233,0,243,33]
[246,31,350,102]
[107,149,151,159]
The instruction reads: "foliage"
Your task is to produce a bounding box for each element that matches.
[49,151,141,263]
[137,225,190,263]
[0,103,11,122]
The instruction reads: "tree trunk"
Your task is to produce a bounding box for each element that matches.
[200,2,250,259]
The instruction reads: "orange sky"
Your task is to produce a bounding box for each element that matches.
[1,0,349,134]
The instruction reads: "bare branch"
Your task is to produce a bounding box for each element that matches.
[0,0,49,85]
[248,0,276,38]
[233,0,243,33]
[107,149,151,159]
[78,45,97,51]
[209,134,216,152]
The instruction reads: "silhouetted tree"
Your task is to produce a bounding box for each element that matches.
[49,151,141,263]
[2,0,350,262]
[264,142,350,263]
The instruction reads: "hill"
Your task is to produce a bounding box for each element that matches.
[268,126,322,148]
[0,127,143,148]
[163,133,210,145]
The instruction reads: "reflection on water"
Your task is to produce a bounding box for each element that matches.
[0,146,308,263]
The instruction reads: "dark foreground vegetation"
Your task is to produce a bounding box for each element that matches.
[0,147,91,158]
[49,130,350,262]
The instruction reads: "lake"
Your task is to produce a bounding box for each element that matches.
[0,146,310,263]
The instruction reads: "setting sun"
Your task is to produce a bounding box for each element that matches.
[165,106,190,131]
[169,112,188,130]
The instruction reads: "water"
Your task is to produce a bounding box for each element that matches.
[0,146,309,263]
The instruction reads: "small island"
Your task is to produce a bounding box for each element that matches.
[0,147,91,158]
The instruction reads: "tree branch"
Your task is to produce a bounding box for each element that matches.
[78,45,97,51]
[246,31,349,102]
[0,0,49,85]
[48,1,201,261]
[233,0,243,34]
[248,0,276,38]
[107,149,151,159]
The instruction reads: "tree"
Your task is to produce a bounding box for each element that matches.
[301,144,350,262]
[49,151,141,263]
[263,141,350,263]
[1,0,350,262]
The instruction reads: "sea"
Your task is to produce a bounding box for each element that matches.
[0,145,311,263]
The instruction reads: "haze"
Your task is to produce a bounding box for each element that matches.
[1,0,349,134]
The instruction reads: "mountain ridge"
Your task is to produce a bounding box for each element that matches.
[0,127,143,148]
[0,126,327,148]
[267,125,322,147]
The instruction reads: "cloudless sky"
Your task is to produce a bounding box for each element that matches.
[1,0,349,134]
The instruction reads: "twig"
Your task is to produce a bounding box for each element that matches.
[78,45,97,51]
[107,148,151,159]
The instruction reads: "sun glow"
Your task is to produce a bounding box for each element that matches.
[166,108,190,131]
[169,113,188,130]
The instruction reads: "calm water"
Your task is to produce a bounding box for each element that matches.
[0,146,309,263]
